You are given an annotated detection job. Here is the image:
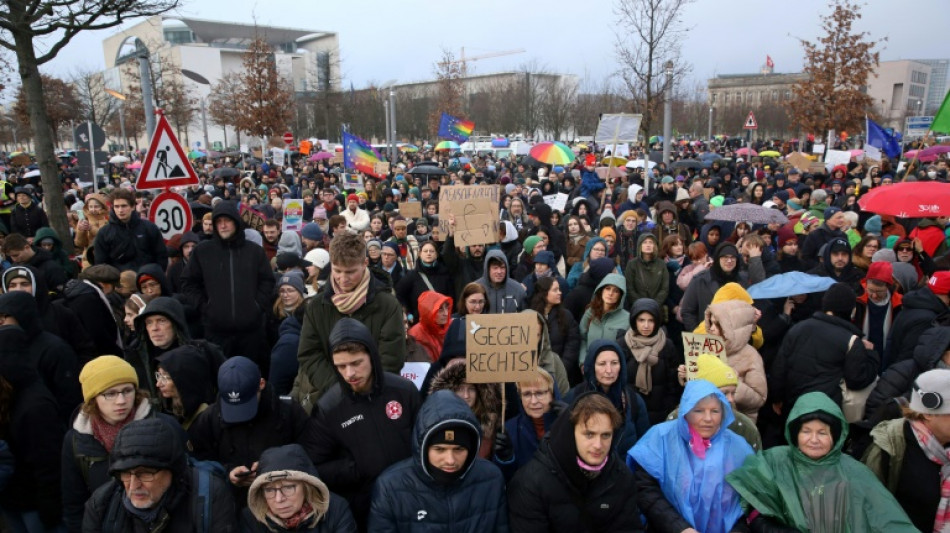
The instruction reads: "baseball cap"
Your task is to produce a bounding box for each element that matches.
[218,356,261,424]
[928,272,950,296]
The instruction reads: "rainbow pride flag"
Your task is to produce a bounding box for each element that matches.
[342,131,384,177]
[438,112,475,143]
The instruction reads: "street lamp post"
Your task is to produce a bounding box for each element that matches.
[181,69,211,152]
[105,89,128,153]
[708,107,713,141]
[389,88,397,166]
[662,60,674,167]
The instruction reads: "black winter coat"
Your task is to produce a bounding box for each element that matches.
[0,327,64,528]
[395,259,454,321]
[563,271,598,324]
[545,307,582,386]
[93,210,167,271]
[61,279,123,358]
[885,287,949,367]
[310,318,420,525]
[10,201,49,237]
[508,394,643,533]
[771,312,879,413]
[866,325,949,420]
[181,202,275,333]
[368,391,508,533]
[616,329,683,426]
[20,247,67,295]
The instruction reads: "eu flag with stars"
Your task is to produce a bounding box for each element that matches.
[866,116,901,159]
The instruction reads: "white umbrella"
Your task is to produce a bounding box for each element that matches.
[109,155,130,164]
[23,169,40,178]
[626,160,657,169]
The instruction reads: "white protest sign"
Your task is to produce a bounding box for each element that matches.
[542,193,569,212]
[400,362,430,390]
[281,199,304,232]
[825,149,852,171]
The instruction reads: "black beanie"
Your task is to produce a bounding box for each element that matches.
[424,421,479,484]
[822,282,856,318]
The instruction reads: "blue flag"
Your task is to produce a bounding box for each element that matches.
[866,116,901,158]
[437,112,474,143]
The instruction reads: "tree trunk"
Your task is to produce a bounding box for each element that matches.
[11,18,73,254]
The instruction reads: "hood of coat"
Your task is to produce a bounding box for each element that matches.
[1,265,44,309]
[417,290,453,337]
[913,326,950,370]
[136,263,173,297]
[413,389,482,481]
[328,317,384,397]
[636,232,659,260]
[784,391,848,466]
[482,248,510,281]
[903,286,949,315]
[705,299,756,354]
[155,345,216,419]
[582,339,629,411]
[0,325,40,388]
[33,227,63,252]
[0,290,41,338]
[211,201,246,245]
[247,444,331,527]
[629,298,662,337]
[277,231,303,257]
[582,237,606,263]
[594,273,628,310]
[677,379,736,443]
[134,296,190,344]
[655,201,678,222]
[429,358,500,438]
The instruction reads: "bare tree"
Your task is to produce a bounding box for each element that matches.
[71,68,119,129]
[429,49,465,137]
[614,0,694,138]
[786,0,884,135]
[0,0,180,253]
[538,75,578,141]
[208,73,242,149]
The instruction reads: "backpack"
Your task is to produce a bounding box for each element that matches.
[189,457,226,533]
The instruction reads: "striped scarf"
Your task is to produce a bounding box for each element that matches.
[331,268,370,315]
[910,420,950,532]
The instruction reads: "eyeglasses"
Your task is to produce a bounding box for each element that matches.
[521,390,551,400]
[263,483,298,499]
[466,299,486,307]
[154,372,172,384]
[118,468,160,482]
[100,387,135,401]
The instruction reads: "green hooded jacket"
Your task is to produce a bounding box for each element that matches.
[579,273,629,363]
[34,226,78,278]
[726,392,917,532]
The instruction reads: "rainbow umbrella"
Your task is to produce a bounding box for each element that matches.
[434,140,460,151]
[529,141,575,166]
[399,144,419,153]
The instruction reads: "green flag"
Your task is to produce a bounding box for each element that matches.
[932,90,950,134]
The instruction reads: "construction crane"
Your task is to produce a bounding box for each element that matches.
[447,47,526,78]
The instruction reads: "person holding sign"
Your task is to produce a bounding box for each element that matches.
[493,369,565,481]
[508,393,643,532]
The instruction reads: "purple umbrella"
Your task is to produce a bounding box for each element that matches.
[705,203,788,225]
[309,151,333,161]
[918,145,950,163]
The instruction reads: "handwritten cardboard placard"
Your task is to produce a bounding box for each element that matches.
[785,152,812,171]
[542,193,569,212]
[466,312,540,383]
[374,161,391,176]
[682,332,728,381]
[330,153,343,165]
[437,184,500,246]
[282,199,304,232]
[240,205,266,233]
[399,201,422,218]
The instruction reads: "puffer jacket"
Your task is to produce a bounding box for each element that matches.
[579,273,630,360]
[705,300,768,420]
[368,391,509,533]
[242,444,357,533]
[508,391,643,532]
[181,201,275,333]
[544,306,581,386]
[93,209,167,271]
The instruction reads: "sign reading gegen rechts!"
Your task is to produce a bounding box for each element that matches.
[466,312,540,383]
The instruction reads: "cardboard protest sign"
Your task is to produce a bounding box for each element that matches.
[374,162,391,176]
[785,152,812,171]
[240,205,266,233]
[437,184,499,246]
[281,199,304,232]
[330,153,343,165]
[466,312,540,383]
[398,201,422,218]
[542,193,569,212]
[682,332,728,381]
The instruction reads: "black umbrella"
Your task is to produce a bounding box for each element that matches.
[408,165,447,176]
[212,167,241,179]
[649,151,663,164]
[672,159,703,170]
[190,202,212,220]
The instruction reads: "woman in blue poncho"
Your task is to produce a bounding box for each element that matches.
[628,379,754,533]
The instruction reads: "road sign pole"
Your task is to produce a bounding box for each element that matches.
[87,121,98,193]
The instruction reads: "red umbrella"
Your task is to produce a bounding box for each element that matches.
[858,182,950,217]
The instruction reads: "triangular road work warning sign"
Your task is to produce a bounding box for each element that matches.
[136,113,200,190]
[744,112,758,130]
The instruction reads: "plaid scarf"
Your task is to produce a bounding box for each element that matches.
[910,420,950,532]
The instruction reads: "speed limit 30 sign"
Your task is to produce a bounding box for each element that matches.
[148,191,193,243]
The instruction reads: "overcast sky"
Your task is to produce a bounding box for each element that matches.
[30,0,950,92]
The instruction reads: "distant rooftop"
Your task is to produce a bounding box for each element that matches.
[163,16,334,46]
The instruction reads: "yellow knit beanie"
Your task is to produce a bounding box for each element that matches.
[694,353,738,388]
[79,355,139,402]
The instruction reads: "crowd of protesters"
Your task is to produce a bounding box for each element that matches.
[0,137,947,532]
